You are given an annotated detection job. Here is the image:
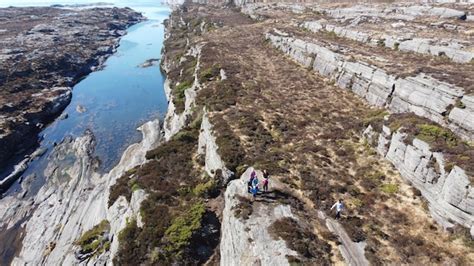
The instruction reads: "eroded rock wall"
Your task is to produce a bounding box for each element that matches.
[364,125,474,232]
[266,31,474,141]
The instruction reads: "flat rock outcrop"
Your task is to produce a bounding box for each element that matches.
[0,7,143,170]
[220,168,298,266]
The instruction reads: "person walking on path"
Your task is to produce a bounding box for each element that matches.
[262,169,269,192]
[331,199,344,220]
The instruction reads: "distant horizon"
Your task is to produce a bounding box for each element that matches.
[0,0,163,8]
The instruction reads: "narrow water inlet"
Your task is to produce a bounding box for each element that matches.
[0,2,171,264]
[1,3,171,197]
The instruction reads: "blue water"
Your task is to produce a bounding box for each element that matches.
[2,1,171,195]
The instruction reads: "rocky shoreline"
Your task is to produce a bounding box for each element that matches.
[0,6,144,175]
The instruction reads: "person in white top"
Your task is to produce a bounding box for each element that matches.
[330,199,344,220]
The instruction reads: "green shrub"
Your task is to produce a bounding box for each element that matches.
[193,179,217,197]
[199,64,221,83]
[175,80,193,101]
[394,42,400,50]
[131,182,141,192]
[75,220,110,256]
[172,130,198,143]
[455,100,466,109]
[164,202,206,255]
[380,183,399,194]
[416,124,457,148]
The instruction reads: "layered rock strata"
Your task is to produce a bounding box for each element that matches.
[266,31,474,141]
[364,125,474,232]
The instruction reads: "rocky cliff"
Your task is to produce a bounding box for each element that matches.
[0,7,144,172]
[2,1,473,265]
[266,30,474,142]
[364,122,473,232]
[0,119,162,265]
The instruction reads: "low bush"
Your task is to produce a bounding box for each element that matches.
[340,216,367,242]
[163,201,206,256]
[199,63,221,83]
[233,195,253,220]
[193,178,218,198]
[269,217,332,264]
[380,183,399,194]
[75,220,111,257]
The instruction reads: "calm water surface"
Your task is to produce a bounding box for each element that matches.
[2,1,170,194]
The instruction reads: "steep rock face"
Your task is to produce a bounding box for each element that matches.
[364,125,473,232]
[220,168,298,266]
[163,45,203,139]
[320,4,467,21]
[448,95,474,140]
[0,120,162,265]
[301,20,473,64]
[266,31,474,141]
[198,110,234,183]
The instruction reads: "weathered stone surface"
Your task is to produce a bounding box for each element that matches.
[267,32,474,141]
[1,119,162,265]
[389,74,463,124]
[448,95,474,140]
[375,128,474,230]
[198,110,234,184]
[163,45,203,139]
[301,20,474,63]
[220,167,298,266]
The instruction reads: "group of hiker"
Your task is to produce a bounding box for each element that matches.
[247,169,269,198]
[246,169,345,219]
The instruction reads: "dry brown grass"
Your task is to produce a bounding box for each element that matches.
[180,3,474,264]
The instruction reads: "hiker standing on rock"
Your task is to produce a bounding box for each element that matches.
[331,199,344,220]
[248,170,257,193]
[251,173,259,198]
[263,169,269,192]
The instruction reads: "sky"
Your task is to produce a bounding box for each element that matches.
[0,0,164,8]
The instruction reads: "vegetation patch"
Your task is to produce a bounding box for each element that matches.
[269,217,332,264]
[233,195,253,220]
[163,201,206,256]
[75,220,110,259]
[199,63,221,83]
[386,113,474,177]
[193,178,218,198]
[112,120,219,264]
[380,183,399,194]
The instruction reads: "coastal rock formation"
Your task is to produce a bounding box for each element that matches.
[3,1,474,265]
[220,168,298,266]
[0,120,162,265]
[198,111,234,184]
[0,7,143,170]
